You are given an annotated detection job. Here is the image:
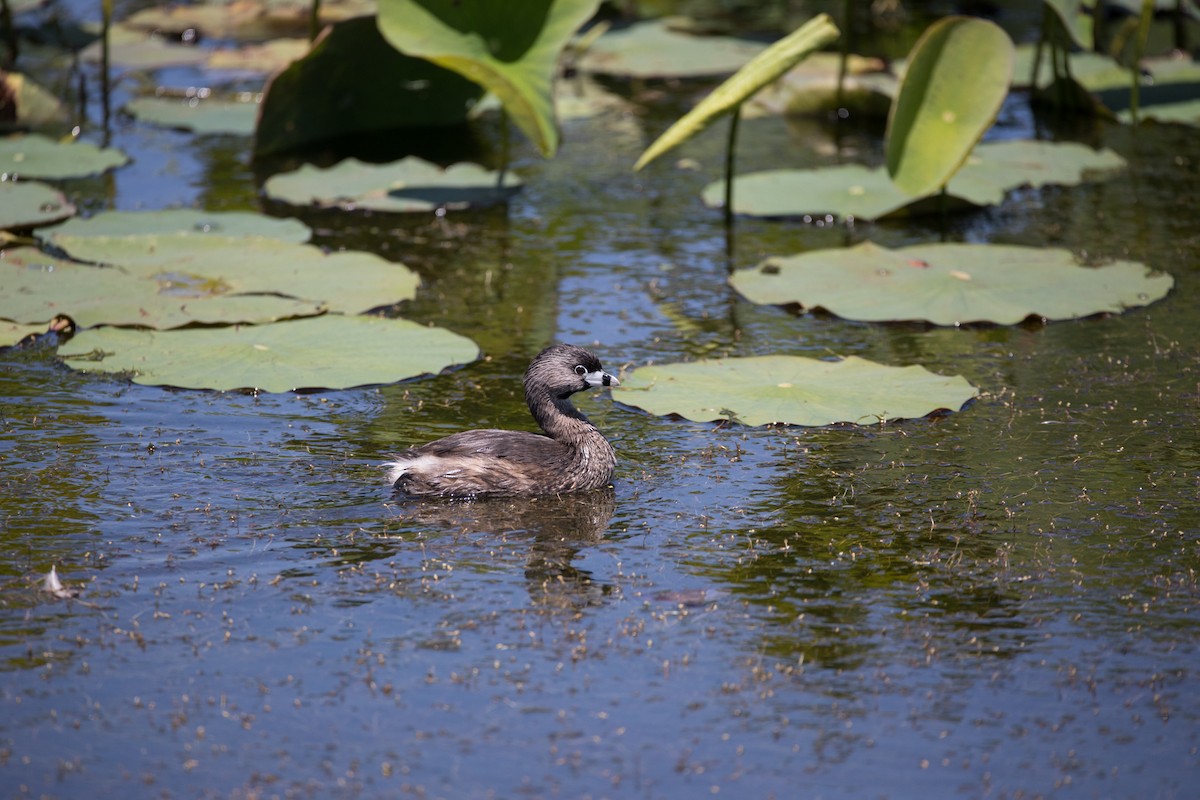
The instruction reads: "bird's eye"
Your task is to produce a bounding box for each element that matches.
[574,365,587,376]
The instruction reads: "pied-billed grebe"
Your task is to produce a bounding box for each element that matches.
[384,344,619,497]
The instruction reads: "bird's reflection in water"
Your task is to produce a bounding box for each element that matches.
[390,488,617,610]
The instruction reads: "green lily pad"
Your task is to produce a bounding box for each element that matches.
[207,38,311,73]
[42,209,311,244]
[80,23,210,70]
[57,315,479,393]
[730,241,1173,326]
[0,134,129,179]
[0,246,322,329]
[0,72,68,130]
[614,354,977,427]
[254,16,485,158]
[743,53,895,118]
[378,0,600,158]
[263,156,522,212]
[633,14,840,171]
[52,233,421,320]
[580,19,766,79]
[123,0,376,41]
[126,95,260,136]
[0,182,76,230]
[886,16,1014,197]
[703,140,1125,220]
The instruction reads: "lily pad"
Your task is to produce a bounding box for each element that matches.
[0,72,68,130]
[614,354,977,427]
[126,95,260,136]
[885,16,1014,197]
[703,140,1126,220]
[0,134,129,179]
[263,156,522,212]
[0,246,322,329]
[633,14,840,171]
[0,182,76,230]
[580,19,766,79]
[80,23,210,70]
[744,53,895,118]
[730,241,1173,326]
[123,0,376,41]
[377,0,600,158]
[57,315,479,393]
[42,209,311,244]
[255,16,485,157]
[51,233,421,320]
[207,38,311,74]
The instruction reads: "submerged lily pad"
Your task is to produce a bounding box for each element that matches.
[42,209,311,244]
[580,19,766,79]
[730,241,1173,325]
[264,156,522,212]
[0,182,76,229]
[615,354,976,426]
[57,315,479,392]
[703,140,1125,220]
[0,134,129,179]
[126,95,260,135]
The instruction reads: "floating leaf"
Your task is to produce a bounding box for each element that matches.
[703,140,1125,220]
[886,16,1014,197]
[615,354,977,426]
[254,16,485,157]
[264,156,522,212]
[744,53,895,118]
[0,134,129,179]
[633,14,839,171]
[0,72,68,130]
[126,95,260,136]
[0,182,76,230]
[580,19,766,79]
[52,233,420,320]
[730,241,1173,325]
[122,0,376,41]
[377,0,600,158]
[207,38,311,74]
[42,209,311,244]
[57,315,479,392]
[80,23,210,70]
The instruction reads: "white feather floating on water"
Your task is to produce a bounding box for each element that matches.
[42,565,79,599]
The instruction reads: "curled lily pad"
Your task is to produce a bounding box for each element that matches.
[730,241,1173,326]
[580,19,766,79]
[0,134,129,179]
[614,354,977,427]
[126,95,260,135]
[703,139,1125,220]
[57,315,479,393]
[42,209,311,244]
[0,182,76,230]
[264,156,522,212]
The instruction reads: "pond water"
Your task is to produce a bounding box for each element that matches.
[3,11,1200,800]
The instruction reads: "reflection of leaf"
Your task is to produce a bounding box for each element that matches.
[0,134,128,179]
[580,19,765,79]
[264,156,521,212]
[58,316,480,393]
[615,354,977,427]
[886,16,1014,197]
[702,140,1125,220]
[126,95,259,136]
[633,14,839,171]
[730,241,1173,326]
[0,182,76,230]
[254,17,485,157]
[377,0,600,157]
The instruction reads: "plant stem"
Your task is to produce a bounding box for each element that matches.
[309,0,321,42]
[497,107,510,191]
[723,105,741,230]
[101,0,112,145]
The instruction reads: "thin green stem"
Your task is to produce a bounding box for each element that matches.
[723,105,741,230]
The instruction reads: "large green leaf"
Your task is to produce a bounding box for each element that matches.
[263,156,522,212]
[57,315,480,392]
[42,209,311,244]
[126,96,259,136]
[633,14,839,171]
[55,233,421,318]
[614,355,977,427]
[0,134,129,179]
[702,140,1125,220]
[377,0,600,158]
[0,182,76,230]
[579,19,766,79]
[730,241,1173,325]
[254,16,485,158]
[885,16,1014,197]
